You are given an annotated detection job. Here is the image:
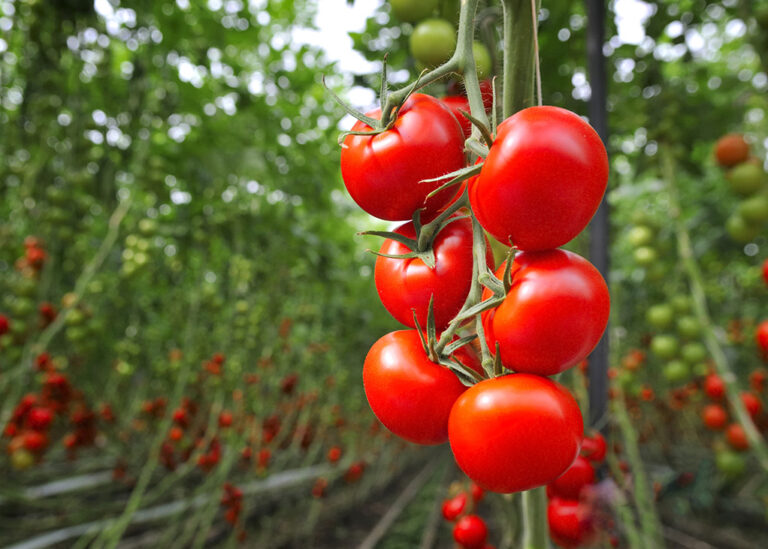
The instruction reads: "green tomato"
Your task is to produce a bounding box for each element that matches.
[410,18,456,67]
[671,295,691,314]
[138,218,158,235]
[663,360,690,384]
[651,334,679,359]
[676,315,701,339]
[680,342,707,365]
[473,41,492,79]
[726,163,764,196]
[390,0,438,23]
[627,225,654,247]
[646,303,674,330]
[738,193,768,224]
[726,213,760,243]
[11,449,35,470]
[715,449,746,478]
[633,245,658,266]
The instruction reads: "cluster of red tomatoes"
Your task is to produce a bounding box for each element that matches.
[340,81,609,495]
[220,482,247,541]
[713,133,768,243]
[440,481,492,549]
[4,353,109,469]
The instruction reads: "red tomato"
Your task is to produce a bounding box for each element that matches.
[714,134,750,167]
[548,456,595,500]
[470,482,485,502]
[470,106,608,250]
[375,215,493,330]
[442,95,472,137]
[762,258,768,287]
[481,250,609,376]
[704,374,725,400]
[757,320,768,359]
[740,392,763,419]
[547,497,596,548]
[452,514,488,549]
[340,93,465,221]
[441,492,468,521]
[726,423,749,451]
[0,314,10,336]
[580,431,607,463]
[701,404,727,430]
[449,374,584,493]
[363,330,468,445]
[750,369,766,393]
[26,407,54,431]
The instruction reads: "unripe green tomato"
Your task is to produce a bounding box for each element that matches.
[681,342,707,365]
[618,370,635,390]
[646,303,674,330]
[135,238,151,252]
[676,315,701,339]
[627,225,654,247]
[66,308,85,326]
[630,210,656,227]
[726,163,764,196]
[125,234,138,248]
[10,319,27,335]
[0,334,13,348]
[10,297,34,317]
[663,360,690,384]
[133,252,148,266]
[235,300,249,314]
[11,449,35,470]
[66,325,88,342]
[410,18,456,67]
[715,449,746,478]
[473,41,492,79]
[633,245,658,265]
[138,218,158,235]
[738,193,768,224]
[651,334,679,359]
[671,295,692,314]
[645,263,667,281]
[389,0,438,22]
[726,213,760,243]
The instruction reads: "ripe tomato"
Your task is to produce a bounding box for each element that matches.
[410,19,456,67]
[725,423,749,451]
[704,374,725,400]
[762,258,768,287]
[548,456,595,500]
[740,392,763,419]
[341,93,465,221]
[757,320,768,359]
[547,497,596,548]
[441,492,468,521]
[580,431,607,463]
[375,215,493,330]
[452,514,488,549]
[470,106,608,250]
[481,250,609,376]
[701,404,727,431]
[363,330,468,445]
[441,95,472,137]
[448,374,584,493]
[714,134,749,167]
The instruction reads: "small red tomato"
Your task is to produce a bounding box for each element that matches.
[762,258,768,287]
[341,93,466,221]
[740,392,762,419]
[169,426,184,441]
[750,369,767,393]
[449,374,584,493]
[363,330,468,445]
[26,407,53,431]
[714,134,750,167]
[548,456,595,500]
[701,404,728,431]
[441,492,468,521]
[218,411,233,428]
[470,106,608,250]
[375,215,493,330]
[547,498,596,548]
[23,430,48,453]
[482,250,609,376]
[757,321,768,359]
[704,374,725,400]
[726,423,749,451]
[0,314,10,336]
[327,446,342,463]
[172,408,188,427]
[470,482,485,503]
[453,514,488,549]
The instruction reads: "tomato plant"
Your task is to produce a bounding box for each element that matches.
[410,19,457,67]
[470,106,608,250]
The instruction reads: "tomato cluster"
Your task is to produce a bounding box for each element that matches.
[441,481,493,549]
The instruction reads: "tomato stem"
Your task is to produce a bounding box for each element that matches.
[500,0,537,118]
[521,486,548,549]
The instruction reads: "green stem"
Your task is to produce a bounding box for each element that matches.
[500,0,536,118]
[660,146,768,473]
[521,487,548,549]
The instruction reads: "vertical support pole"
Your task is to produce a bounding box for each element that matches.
[586,0,610,429]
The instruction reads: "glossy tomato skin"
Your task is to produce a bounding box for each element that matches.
[452,514,488,549]
[547,497,596,548]
[375,215,493,330]
[757,320,768,359]
[341,93,465,221]
[448,374,584,493]
[482,249,610,376]
[441,95,472,137]
[363,330,467,445]
[470,106,608,250]
[580,431,607,463]
[547,456,595,500]
[701,404,727,430]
